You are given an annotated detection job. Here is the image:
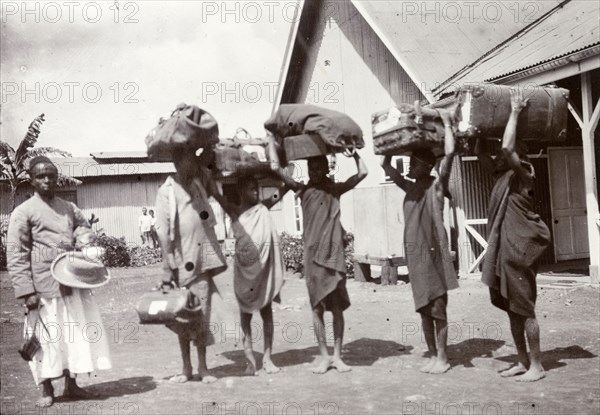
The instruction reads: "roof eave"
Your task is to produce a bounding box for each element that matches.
[273,0,305,111]
[491,45,600,85]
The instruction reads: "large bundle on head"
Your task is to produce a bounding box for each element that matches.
[213,130,271,179]
[145,103,219,161]
[213,145,271,179]
[454,83,569,141]
[265,104,365,164]
[372,103,447,157]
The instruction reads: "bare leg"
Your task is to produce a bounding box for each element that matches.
[240,311,258,376]
[260,304,279,373]
[197,341,217,383]
[429,318,451,374]
[36,380,54,407]
[420,314,437,373]
[330,303,351,372]
[311,303,330,374]
[170,335,193,383]
[517,316,545,382]
[501,311,529,377]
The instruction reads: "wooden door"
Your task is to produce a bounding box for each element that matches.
[548,147,589,260]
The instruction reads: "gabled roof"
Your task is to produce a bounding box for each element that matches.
[350,1,561,100]
[275,0,560,105]
[435,0,600,96]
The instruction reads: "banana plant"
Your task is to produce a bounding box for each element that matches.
[0,114,81,212]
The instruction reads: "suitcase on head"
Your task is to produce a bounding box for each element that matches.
[372,103,446,157]
[455,84,569,141]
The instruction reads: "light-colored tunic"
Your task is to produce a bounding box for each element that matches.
[155,174,228,345]
[7,194,112,384]
[232,204,284,313]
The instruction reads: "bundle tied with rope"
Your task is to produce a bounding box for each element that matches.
[264,104,365,165]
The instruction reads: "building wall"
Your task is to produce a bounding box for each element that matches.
[2,173,297,250]
[284,0,424,234]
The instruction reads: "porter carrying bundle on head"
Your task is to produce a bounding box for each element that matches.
[264,104,365,164]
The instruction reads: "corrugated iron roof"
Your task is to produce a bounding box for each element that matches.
[350,0,562,97]
[49,157,175,178]
[435,0,599,96]
[89,151,149,159]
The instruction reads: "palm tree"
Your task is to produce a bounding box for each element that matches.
[0,114,81,212]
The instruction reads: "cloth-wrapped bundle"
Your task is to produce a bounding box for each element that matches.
[265,104,365,162]
[372,104,446,156]
[455,83,569,141]
[145,104,219,161]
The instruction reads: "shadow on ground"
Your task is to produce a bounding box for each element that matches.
[211,337,412,377]
[448,338,506,368]
[495,345,597,371]
[71,376,156,401]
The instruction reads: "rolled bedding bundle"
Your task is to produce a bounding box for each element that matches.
[265,104,365,163]
[454,83,569,142]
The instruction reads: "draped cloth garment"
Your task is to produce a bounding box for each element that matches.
[481,167,551,317]
[232,204,284,313]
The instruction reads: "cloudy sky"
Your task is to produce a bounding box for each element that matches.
[1,1,294,156]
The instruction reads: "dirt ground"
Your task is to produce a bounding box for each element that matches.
[1,261,599,415]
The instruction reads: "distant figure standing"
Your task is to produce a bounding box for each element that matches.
[477,89,550,382]
[149,209,159,249]
[381,109,458,374]
[138,207,152,247]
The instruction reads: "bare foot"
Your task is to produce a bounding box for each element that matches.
[263,359,281,374]
[244,363,258,376]
[36,396,54,408]
[311,358,331,374]
[419,358,436,373]
[331,357,352,373]
[199,371,218,384]
[500,363,528,378]
[516,367,545,382]
[428,360,451,374]
[168,374,190,383]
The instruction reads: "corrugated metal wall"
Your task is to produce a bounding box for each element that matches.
[76,175,231,245]
[455,157,555,268]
